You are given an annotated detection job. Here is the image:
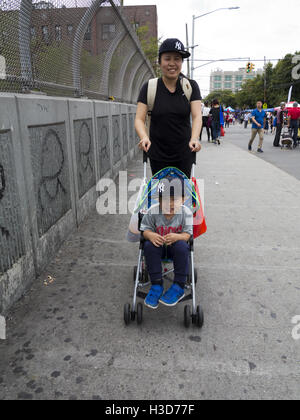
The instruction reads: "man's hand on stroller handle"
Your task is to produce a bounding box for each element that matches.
[138,137,151,152]
[189,139,201,153]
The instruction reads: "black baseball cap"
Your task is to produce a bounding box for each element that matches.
[159,38,191,59]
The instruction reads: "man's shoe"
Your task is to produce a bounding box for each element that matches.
[257,148,264,153]
[248,144,252,151]
[144,285,164,309]
[159,283,185,307]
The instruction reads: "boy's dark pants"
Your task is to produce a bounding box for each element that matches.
[144,240,189,288]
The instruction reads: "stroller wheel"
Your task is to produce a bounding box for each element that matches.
[137,303,143,325]
[195,305,204,328]
[124,303,131,325]
[184,305,191,328]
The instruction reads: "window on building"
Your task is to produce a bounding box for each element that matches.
[55,25,62,41]
[41,25,49,42]
[235,75,243,81]
[84,24,91,41]
[132,22,140,31]
[224,82,232,89]
[214,75,221,81]
[102,24,116,40]
[214,82,222,90]
[67,24,73,36]
[225,75,232,81]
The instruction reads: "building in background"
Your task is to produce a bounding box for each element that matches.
[210,67,263,93]
[29,4,157,55]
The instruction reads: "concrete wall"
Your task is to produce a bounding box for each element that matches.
[0,93,138,314]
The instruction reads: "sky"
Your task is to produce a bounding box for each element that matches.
[124,0,300,96]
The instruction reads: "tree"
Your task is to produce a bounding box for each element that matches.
[206,52,300,109]
[134,25,161,77]
[205,90,237,108]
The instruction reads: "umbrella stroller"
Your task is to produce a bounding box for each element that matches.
[124,154,207,328]
[281,126,293,149]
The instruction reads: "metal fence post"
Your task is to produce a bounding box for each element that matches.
[72,0,106,97]
[19,0,33,91]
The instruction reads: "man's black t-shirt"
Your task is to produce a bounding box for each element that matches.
[137,77,201,162]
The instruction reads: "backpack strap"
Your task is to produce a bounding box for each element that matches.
[146,78,158,136]
[180,77,192,102]
[147,78,158,112]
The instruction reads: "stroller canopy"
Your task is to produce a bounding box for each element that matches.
[135,167,200,215]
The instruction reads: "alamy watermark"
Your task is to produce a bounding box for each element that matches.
[95,171,205,219]
[292,55,300,81]
[0,315,5,340]
[291,315,300,341]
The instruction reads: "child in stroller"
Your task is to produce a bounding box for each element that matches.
[141,183,193,309]
[124,164,205,328]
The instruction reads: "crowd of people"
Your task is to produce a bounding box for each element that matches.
[243,102,300,152]
[200,100,225,144]
[200,101,300,153]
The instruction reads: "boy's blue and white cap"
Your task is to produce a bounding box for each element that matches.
[159,38,191,59]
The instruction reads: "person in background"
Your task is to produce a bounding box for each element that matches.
[287,102,300,148]
[273,102,286,147]
[225,112,230,128]
[272,111,277,134]
[264,113,269,134]
[209,99,221,145]
[248,100,266,153]
[269,113,273,133]
[244,112,250,129]
[200,101,211,142]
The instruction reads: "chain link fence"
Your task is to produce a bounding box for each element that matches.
[0,0,155,102]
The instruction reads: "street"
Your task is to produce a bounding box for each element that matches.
[0,130,300,400]
[222,123,300,181]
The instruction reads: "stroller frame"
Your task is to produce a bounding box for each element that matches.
[124,154,204,328]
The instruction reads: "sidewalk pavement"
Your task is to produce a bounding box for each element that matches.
[227,123,300,181]
[0,137,300,400]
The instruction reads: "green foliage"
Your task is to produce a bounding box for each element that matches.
[205,90,237,108]
[135,24,161,77]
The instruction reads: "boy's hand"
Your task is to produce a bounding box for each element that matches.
[148,232,165,248]
[164,233,180,246]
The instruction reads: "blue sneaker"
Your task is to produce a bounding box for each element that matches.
[144,285,164,309]
[159,283,185,307]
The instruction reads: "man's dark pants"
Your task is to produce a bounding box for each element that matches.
[290,120,299,146]
[273,123,283,147]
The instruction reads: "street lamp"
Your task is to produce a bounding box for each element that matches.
[191,7,240,80]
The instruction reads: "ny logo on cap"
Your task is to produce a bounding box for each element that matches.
[175,41,182,51]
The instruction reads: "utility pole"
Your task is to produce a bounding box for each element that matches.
[186,23,190,79]
[264,56,267,103]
